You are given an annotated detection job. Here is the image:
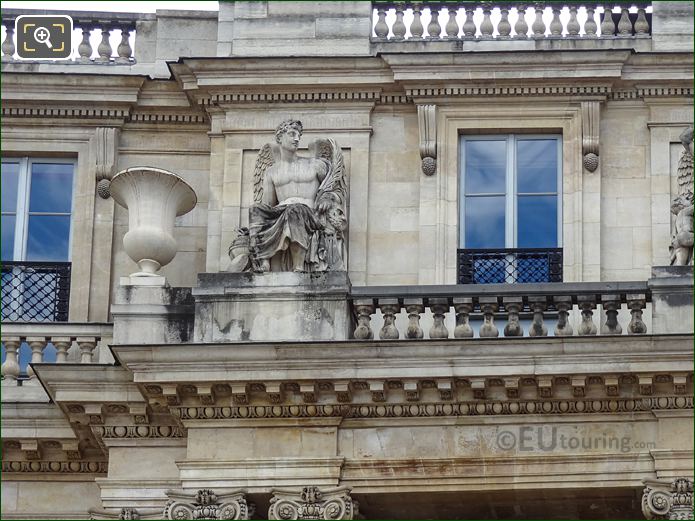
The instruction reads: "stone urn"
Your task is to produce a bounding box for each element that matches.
[110,167,197,276]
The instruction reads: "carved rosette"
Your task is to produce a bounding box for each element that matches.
[163,489,252,520]
[642,478,694,520]
[268,486,355,520]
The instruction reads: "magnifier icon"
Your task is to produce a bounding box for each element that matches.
[34,26,53,48]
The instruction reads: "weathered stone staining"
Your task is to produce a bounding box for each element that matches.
[229,120,347,273]
[670,126,694,266]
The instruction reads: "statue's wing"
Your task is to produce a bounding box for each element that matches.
[253,143,276,204]
[312,138,347,209]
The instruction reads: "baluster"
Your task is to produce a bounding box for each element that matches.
[445,6,460,39]
[453,299,474,338]
[634,7,649,36]
[427,6,442,39]
[53,337,72,363]
[553,296,574,336]
[479,297,499,338]
[462,7,477,39]
[429,299,450,339]
[404,299,424,339]
[617,7,632,36]
[577,297,598,335]
[498,7,512,39]
[567,6,580,36]
[2,24,15,61]
[26,337,47,379]
[116,28,132,63]
[353,300,375,339]
[531,2,547,38]
[585,7,598,37]
[392,4,407,40]
[77,337,97,363]
[378,299,400,340]
[480,2,494,39]
[410,3,425,39]
[528,297,548,337]
[514,4,529,38]
[374,7,389,39]
[600,296,622,335]
[501,298,522,336]
[77,28,93,62]
[627,295,647,334]
[96,27,112,62]
[1,337,22,383]
[600,5,616,37]
[548,5,562,37]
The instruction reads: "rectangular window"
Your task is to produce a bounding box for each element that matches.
[458,135,562,284]
[1,158,74,322]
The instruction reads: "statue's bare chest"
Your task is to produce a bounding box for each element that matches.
[271,159,320,187]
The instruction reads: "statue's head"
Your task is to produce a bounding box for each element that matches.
[275,119,303,151]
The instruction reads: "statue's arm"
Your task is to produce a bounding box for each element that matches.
[261,171,278,206]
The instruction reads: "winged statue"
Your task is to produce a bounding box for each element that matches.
[228,119,347,273]
[669,125,694,266]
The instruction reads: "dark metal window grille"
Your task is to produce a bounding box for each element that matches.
[1,261,71,321]
[457,248,563,284]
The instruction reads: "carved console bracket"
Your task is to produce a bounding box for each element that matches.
[581,101,600,172]
[94,126,120,199]
[268,486,357,520]
[642,477,694,520]
[417,104,437,176]
[163,489,254,520]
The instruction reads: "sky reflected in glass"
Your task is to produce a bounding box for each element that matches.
[465,140,506,194]
[465,196,505,248]
[2,162,19,212]
[518,195,557,247]
[30,163,74,213]
[517,139,557,193]
[26,215,71,261]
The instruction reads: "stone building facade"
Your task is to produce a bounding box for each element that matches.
[0,2,693,519]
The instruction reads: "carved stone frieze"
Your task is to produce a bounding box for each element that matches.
[643,477,694,520]
[92,425,185,440]
[268,486,355,520]
[163,489,253,520]
[2,459,108,474]
[173,395,692,421]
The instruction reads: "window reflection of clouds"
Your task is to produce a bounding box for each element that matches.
[518,195,557,248]
[2,216,16,260]
[465,196,505,248]
[26,215,71,261]
[517,140,557,193]
[2,162,20,212]
[465,140,506,194]
[30,163,74,213]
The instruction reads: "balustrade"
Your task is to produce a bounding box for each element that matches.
[1,9,145,63]
[350,282,649,340]
[371,2,651,41]
[1,323,112,385]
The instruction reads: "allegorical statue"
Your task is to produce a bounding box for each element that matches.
[228,120,347,273]
[670,125,694,266]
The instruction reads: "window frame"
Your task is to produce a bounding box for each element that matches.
[1,157,76,262]
[458,133,563,250]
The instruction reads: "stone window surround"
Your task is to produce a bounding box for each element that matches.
[1,156,76,262]
[1,126,113,321]
[422,102,587,284]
